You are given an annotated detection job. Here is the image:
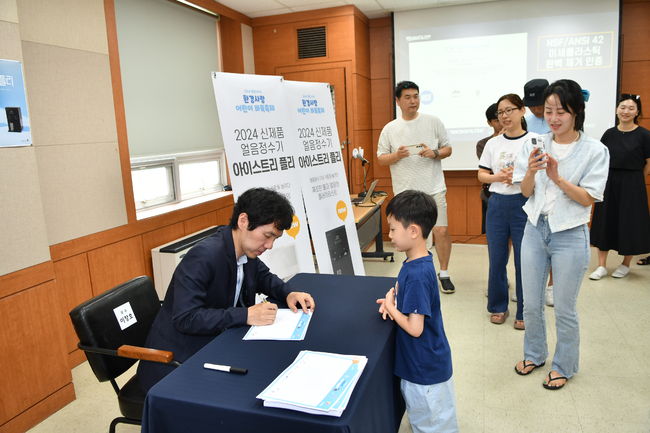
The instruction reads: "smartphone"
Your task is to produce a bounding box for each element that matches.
[407,144,424,155]
[531,137,547,167]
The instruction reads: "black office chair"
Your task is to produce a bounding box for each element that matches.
[69,276,179,433]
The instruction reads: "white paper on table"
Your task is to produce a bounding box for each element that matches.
[257,351,367,416]
[243,309,312,340]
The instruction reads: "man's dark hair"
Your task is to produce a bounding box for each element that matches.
[386,190,437,238]
[485,103,498,121]
[229,187,294,231]
[395,81,419,99]
[543,79,586,131]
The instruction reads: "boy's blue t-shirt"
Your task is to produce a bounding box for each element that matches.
[394,254,453,385]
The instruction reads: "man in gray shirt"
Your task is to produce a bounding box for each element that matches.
[377,81,456,294]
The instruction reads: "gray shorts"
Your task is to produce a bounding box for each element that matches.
[431,191,448,227]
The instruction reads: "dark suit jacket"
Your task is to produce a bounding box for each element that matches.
[137,226,291,391]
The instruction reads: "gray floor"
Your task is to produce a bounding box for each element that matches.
[29,244,650,432]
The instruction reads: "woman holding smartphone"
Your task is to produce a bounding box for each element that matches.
[512,80,609,390]
[478,94,534,330]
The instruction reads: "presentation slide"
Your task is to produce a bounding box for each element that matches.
[394,0,620,170]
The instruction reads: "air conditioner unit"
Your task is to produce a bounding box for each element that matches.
[151,226,220,300]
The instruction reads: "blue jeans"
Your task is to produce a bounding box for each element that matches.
[521,216,590,378]
[486,193,527,320]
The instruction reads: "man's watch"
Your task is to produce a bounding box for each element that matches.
[432,149,440,159]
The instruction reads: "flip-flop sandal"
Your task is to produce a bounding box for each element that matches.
[514,360,545,376]
[490,310,509,324]
[514,320,525,330]
[543,372,568,390]
[637,256,650,266]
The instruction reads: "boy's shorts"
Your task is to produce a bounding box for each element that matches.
[400,377,458,433]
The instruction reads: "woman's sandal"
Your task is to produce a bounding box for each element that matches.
[542,372,568,390]
[490,310,509,324]
[514,360,545,376]
[637,256,650,266]
[514,320,525,330]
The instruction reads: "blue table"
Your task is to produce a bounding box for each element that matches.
[141,273,404,433]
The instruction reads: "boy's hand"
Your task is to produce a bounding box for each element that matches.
[376,298,394,321]
[385,287,396,306]
[376,287,396,321]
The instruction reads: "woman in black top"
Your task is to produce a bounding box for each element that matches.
[589,94,650,279]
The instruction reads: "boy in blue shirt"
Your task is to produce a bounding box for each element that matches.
[377,190,458,433]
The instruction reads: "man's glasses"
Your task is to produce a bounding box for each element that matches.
[496,107,519,117]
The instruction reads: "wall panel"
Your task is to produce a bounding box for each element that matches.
[217,206,234,225]
[53,254,94,354]
[35,141,127,246]
[0,21,21,59]
[17,0,108,54]
[0,281,72,426]
[353,74,372,130]
[220,15,244,73]
[369,17,391,80]
[621,1,650,62]
[22,42,117,147]
[87,236,146,295]
[0,148,51,277]
[184,212,218,235]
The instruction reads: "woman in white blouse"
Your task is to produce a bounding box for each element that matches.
[512,80,609,390]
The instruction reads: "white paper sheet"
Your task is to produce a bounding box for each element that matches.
[243,309,312,340]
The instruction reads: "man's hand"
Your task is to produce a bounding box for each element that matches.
[395,146,410,160]
[247,302,278,325]
[418,143,437,159]
[286,291,315,313]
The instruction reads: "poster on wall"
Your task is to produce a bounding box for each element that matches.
[0,59,32,147]
[211,72,315,280]
[284,80,364,276]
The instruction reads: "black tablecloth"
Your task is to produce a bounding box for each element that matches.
[141,272,404,433]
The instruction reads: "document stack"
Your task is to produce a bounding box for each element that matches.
[257,350,368,417]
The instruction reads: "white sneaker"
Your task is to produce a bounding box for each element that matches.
[545,285,554,307]
[612,265,630,278]
[589,266,608,280]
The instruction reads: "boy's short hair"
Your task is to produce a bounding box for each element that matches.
[229,187,294,231]
[395,81,419,99]
[485,103,498,121]
[386,190,437,238]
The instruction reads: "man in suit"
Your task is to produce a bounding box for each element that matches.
[138,187,315,391]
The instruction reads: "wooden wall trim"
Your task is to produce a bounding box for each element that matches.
[252,5,362,27]
[68,349,87,370]
[104,0,136,224]
[219,15,245,73]
[50,193,234,261]
[369,16,391,28]
[0,261,55,300]
[0,384,75,433]
[189,0,252,25]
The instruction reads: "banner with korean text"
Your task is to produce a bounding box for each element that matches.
[211,72,315,279]
[284,81,364,276]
